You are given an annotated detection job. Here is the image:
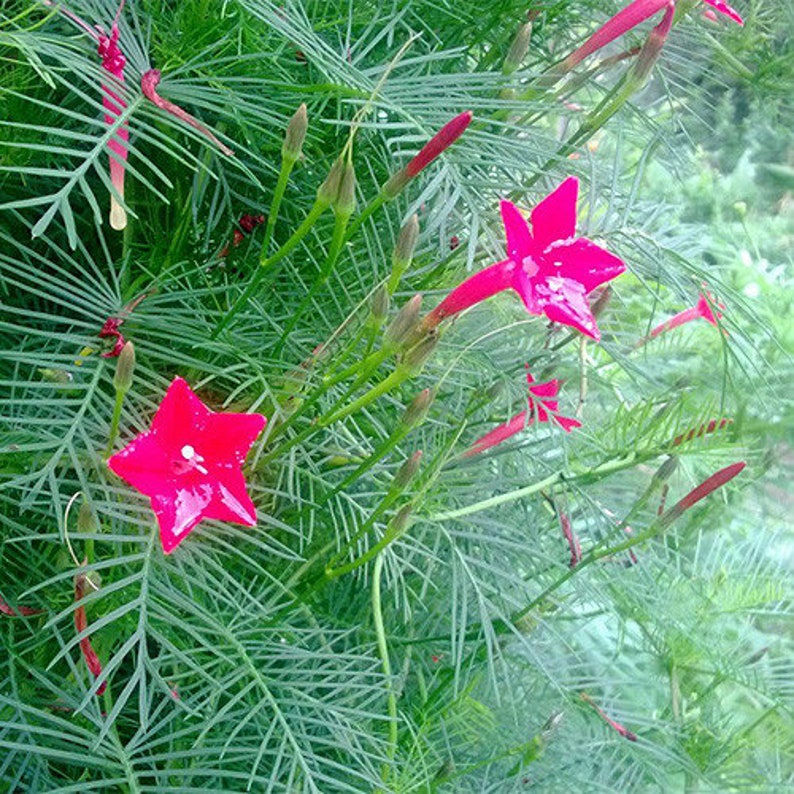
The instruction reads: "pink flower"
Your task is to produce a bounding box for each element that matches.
[465,372,581,457]
[46,1,129,229]
[108,377,267,554]
[644,290,724,342]
[425,178,626,340]
[559,0,743,72]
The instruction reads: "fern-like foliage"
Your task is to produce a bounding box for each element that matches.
[1,0,791,791]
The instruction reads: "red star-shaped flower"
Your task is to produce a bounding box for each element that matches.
[108,377,267,553]
[425,178,626,340]
[465,371,581,457]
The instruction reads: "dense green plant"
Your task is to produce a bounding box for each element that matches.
[0,0,790,791]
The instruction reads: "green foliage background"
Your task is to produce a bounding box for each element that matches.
[0,0,791,791]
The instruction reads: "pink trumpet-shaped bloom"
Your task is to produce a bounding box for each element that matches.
[108,377,267,554]
[46,1,129,229]
[645,291,724,341]
[465,372,581,457]
[560,0,743,72]
[425,178,626,340]
[141,69,234,156]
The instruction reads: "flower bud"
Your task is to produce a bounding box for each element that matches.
[369,285,390,326]
[380,111,473,200]
[77,500,99,535]
[317,157,345,206]
[384,294,422,348]
[282,103,308,163]
[333,161,357,218]
[651,455,678,485]
[401,388,434,429]
[503,21,532,75]
[392,450,423,491]
[382,504,413,544]
[388,214,420,293]
[113,341,135,394]
[630,2,674,86]
[401,330,439,374]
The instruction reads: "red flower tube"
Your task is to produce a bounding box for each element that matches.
[141,69,234,157]
[382,111,473,198]
[74,574,106,695]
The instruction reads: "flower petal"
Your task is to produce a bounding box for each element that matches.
[201,412,267,466]
[108,433,175,497]
[464,410,533,457]
[204,471,259,526]
[530,177,578,249]
[500,200,535,261]
[537,277,601,340]
[150,377,212,452]
[152,483,214,554]
[551,413,582,433]
[703,0,744,25]
[546,237,626,294]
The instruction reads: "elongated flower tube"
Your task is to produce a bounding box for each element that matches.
[425,178,626,340]
[465,372,581,457]
[382,111,473,199]
[0,597,42,617]
[646,291,724,340]
[46,1,130,229]
[558,0,743,75]
[659,461,746,528]
[580,693,638,741]
[74,573,106,694]
[141,69,234,156]
[559,511,582,568]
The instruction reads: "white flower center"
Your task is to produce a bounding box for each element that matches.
[181,444,196,460]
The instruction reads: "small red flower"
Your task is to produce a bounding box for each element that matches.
[108,377,267,553]
[425,178,626,340]
[465,371,581,457]
[644,291,725,342]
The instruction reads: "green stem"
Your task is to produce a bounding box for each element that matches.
[261,368,407,465]
[325,489,403,575]
[261,157,296,257]
[211,198,328,337]
[344,192,386,245]
[104,389,126,458]
[303,426,409,516]
[276,211,350,354]
[372,554,398,785]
